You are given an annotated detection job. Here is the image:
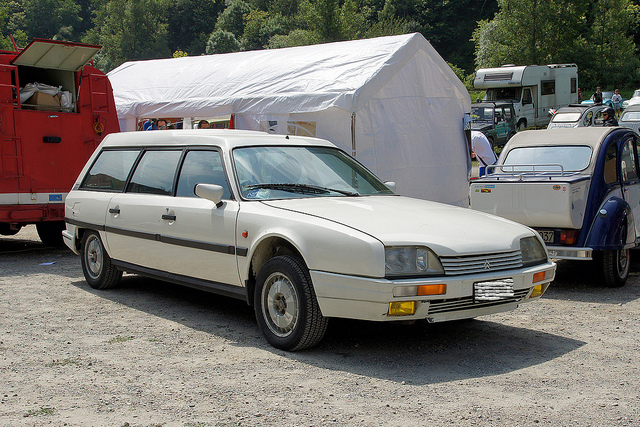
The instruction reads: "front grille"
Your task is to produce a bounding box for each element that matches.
[440,250,522,275]
[427,288,530,315]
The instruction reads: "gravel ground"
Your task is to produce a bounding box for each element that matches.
[1,225,640,426]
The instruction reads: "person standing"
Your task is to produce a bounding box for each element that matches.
[592,87,603,104]
[611,89,623,118]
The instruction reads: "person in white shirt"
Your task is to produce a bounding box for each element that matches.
[611,89,623,118]
[471,131,497,168]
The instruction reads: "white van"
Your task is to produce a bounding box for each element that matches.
[474,64,579,130]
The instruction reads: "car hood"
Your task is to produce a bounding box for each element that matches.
[471,123,493,132]
[261,196,534,256]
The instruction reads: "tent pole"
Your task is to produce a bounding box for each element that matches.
[351,112,356,157]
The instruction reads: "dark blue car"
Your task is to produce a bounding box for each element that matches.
[470,127,640,287]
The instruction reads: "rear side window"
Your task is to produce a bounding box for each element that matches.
[80,150,140,191]
[127,150,182,195]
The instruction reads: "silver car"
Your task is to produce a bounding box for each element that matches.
[619,104,640,133]
[547,104,609,129]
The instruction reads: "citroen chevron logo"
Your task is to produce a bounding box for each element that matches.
[484,260,491,270]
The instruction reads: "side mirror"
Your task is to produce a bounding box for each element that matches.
[384,181,396,192]
[195,183,224,207]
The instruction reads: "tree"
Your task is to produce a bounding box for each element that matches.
[206,29,242,53]
[22,0,82,40]
[473,0,640,89]
[84,0,171,72]
[215,0,251,38]
[168,0,225,55]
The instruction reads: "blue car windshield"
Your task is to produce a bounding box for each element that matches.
[233,145,394,200]
[502,146,593,172]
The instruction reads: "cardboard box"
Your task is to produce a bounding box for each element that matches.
[24,92,61,111]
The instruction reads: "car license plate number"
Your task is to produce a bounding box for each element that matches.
[474,278,514,302]
[540,231,554,243]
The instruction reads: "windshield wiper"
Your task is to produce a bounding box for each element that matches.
[245,183,358,196]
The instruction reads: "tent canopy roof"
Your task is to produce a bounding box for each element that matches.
[107,33,469,120]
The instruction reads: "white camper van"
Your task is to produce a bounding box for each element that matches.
[474,64,579,130]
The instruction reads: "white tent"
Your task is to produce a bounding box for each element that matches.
[107,33,472,205]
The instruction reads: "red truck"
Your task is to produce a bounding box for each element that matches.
[0,39,119,245]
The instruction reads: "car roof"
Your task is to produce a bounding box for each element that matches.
[622,104,640,113]
[98,129,338,150]
[504,127,617,150]
[555,104,604,114]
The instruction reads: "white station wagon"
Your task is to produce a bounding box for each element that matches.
[63,130,556,350]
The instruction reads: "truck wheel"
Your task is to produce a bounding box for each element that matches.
[517,120,527,131]
[254,255,328,351]
[0,223,20,236]
[598,249,630,287]
[81,231,122,289]
[36,221,65,247]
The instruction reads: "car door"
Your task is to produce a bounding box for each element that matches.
[156,149,242,286]
[105,149,183,270]
[494,106,509,143]
[620,135,640,238]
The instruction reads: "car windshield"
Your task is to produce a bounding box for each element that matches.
[502,145,593,172]
[484,88,521,101]
[621,111,640,122]
[233,146,394,200]
[471,106,494,122]
[552,112,582,123]
[602,91,614,99]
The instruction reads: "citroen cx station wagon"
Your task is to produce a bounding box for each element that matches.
[64,130,555,350]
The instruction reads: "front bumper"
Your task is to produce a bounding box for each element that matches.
[311,261,555,322]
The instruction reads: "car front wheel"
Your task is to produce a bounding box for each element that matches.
[254,255,328,351]
[81,231,122,289]
[598,249,630,287]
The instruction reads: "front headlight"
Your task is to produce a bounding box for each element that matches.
[521,236,547,266]
[385,246,444,277]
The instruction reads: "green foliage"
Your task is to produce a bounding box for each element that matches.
[215,0,251,37]
[22,0,82,40]
[206,29,242,54]
[267,28,318,48]
[168,0,225,55]
[84,0,171,72]
[474,0,640,89]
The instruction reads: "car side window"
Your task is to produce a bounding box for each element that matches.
[584,111,593,126]
[80,150,140,191]
[620,138,638,182]
[594,110,604,126]
[127,150,182,195]
[603,143,618,184]
[176,150,231,199]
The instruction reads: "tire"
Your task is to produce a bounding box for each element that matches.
[517,120,526,131]
[597,249,630,288]
[81,231,122,289]
[36,221,65,247]
[254,255,328,351]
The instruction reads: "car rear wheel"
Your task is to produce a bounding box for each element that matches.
[81,231,122,289]
[254,255,328,351]
[598,249,630,287]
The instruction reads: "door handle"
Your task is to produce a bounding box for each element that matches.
[162,214,176,221]
[109,208,120,214]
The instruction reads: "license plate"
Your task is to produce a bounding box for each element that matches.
[540,230,554,243]
[474,278,515,302]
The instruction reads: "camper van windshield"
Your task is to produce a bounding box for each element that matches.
[485,88,522,101]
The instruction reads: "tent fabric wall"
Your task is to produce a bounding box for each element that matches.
[107,33,471,205]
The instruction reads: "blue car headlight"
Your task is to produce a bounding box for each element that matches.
[385,246,444,277]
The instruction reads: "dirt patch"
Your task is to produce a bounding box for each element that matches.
[1,225,639,426]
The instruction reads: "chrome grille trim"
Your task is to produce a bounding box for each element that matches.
[440,250,522,275]
[427,288,530,315]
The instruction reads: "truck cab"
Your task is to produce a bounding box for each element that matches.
[470,127,639,287]
[0,39,119,245]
